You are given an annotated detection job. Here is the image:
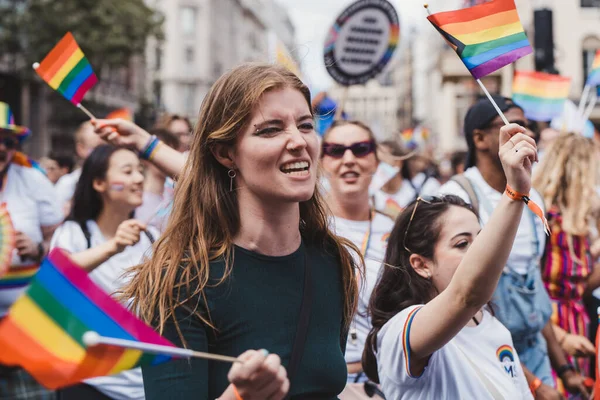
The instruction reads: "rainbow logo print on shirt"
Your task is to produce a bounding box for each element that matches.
[496,344,514,362]
[496,344,516,378]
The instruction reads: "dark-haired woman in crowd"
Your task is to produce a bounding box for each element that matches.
[363,124,537,399]
[51,145,158,400]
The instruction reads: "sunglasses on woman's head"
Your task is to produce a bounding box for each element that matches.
[322,140,376,159]
[403,197,433,253]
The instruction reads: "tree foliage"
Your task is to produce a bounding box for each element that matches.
[0,0,163,76]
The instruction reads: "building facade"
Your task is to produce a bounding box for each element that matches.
[412,0,600,155]
[147,0,295,119]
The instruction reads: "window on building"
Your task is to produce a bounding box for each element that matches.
[185,46,194,64]
[183,84,197,116]
[213,61,223,78]
[155,46,162,71]
[180,6,197,35]
[582,36,600,87]
[581,0,600,7]
[153,80,162,108]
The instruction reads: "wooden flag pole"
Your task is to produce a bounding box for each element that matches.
[476,79,510,125]
[83,331,240,364]
[583,93,597,124]
[77,103,96,120]
[578,84,592,121]
[424,4,510,126]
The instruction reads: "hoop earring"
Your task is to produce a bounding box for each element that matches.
[228,169,237,192]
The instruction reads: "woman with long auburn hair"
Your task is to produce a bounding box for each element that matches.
[94,63,359,400]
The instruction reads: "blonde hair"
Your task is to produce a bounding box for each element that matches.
[533,133,600,236]
[123,63,359,339]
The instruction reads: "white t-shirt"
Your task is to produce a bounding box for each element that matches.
[50,220,158,400]
[329,212,394,379]
[372,179,417,216]
[54,168,81,207]
[376,305,533,400]
[412,172,441,197]
[438,167,546,275]
[0,164,64,315]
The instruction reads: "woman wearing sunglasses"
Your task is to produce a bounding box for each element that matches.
[320,120,392,398]
[363,123,539,399]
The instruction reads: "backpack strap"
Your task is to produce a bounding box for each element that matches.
[450,174,480,217]
[78,221,92,249]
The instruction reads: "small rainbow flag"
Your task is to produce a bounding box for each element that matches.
[33,32,98,105]
[427,0,532,79]
[0,248,174,389]
[106,108,133,121]
[512,71,571,122]
[587,50,600,87]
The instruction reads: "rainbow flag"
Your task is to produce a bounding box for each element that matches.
[587,50,600,87]
[34,32,98,105]
[427,0,532,79]
[106,108,133,121]
[0,248,174,389]
[512,71,571,122]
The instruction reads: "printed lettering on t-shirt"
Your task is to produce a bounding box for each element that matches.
[496,345,519,378]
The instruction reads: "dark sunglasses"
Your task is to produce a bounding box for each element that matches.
[0,137,18,150]
[322,140,376,159]
[403,197,433,253]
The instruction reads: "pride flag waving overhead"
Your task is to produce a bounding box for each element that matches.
[0,249,174,389]
[427,0,532,79]
[34,32,98,105]
[512,71,571,122]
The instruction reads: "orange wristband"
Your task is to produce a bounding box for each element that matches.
[529,377,543,394]
[232,385,243,400]
[505,184,550,235]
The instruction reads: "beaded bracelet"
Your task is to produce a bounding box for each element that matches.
[148,141,163,161]
[140,135,160,160]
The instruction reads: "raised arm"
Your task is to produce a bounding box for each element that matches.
[92,119,186,179]
[409,124,537,366]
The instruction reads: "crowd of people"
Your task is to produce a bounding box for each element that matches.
[0,62,599,400]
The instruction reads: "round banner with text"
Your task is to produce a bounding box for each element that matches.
[324,0,400,86]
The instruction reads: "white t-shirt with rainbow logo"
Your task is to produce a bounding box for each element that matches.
[376,305,532,400]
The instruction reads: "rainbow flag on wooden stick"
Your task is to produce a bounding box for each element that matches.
[0,248,174,389]
[427,0,532,79]
[512,71,571,122]
[33,32,98,105]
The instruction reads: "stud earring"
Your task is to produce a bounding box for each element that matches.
[228,169,237,192]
